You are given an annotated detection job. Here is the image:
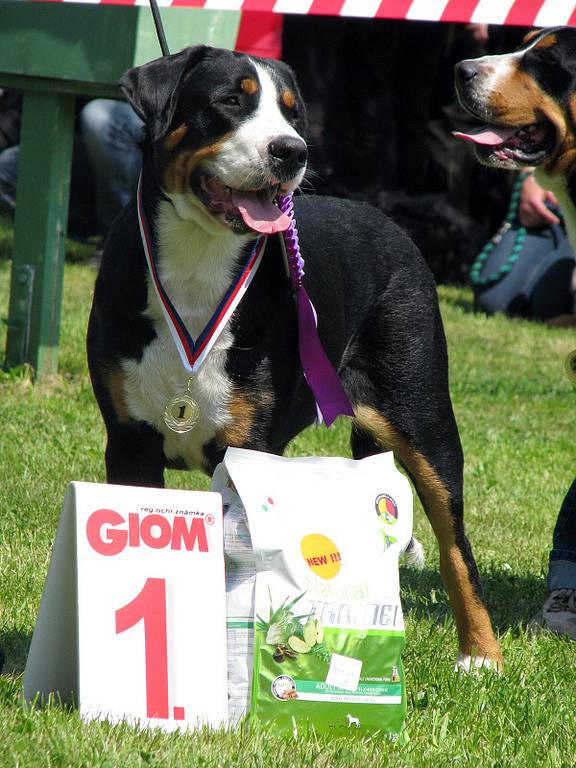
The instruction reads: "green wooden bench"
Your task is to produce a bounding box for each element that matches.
[0,2,243,376]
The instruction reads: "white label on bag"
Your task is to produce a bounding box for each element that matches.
[325,653,363,692]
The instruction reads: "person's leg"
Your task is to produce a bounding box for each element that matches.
[80,99,143,233]
[0,144,20,213]
[543,478,576,637]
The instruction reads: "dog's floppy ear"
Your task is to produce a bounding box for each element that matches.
[119,46,210,140]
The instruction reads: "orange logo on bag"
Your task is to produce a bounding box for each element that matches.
[300,533,341,579]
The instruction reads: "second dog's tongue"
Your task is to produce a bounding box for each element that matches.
[232,189,291,234]
[453,124,518,146]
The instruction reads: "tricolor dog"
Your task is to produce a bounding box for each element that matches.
[454,26,576,251]
[87,46,501,667]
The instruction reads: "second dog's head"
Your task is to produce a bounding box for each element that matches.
[120,46,308,235]
[453,27,576,179]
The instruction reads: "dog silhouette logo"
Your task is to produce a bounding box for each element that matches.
[346,713,360,728]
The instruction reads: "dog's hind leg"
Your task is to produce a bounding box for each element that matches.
[351,407,502,668]
[344,296,502,668]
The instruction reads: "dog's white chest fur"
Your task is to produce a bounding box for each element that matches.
[121,202,250,468]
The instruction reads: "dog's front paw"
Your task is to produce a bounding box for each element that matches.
[455,653,502,674]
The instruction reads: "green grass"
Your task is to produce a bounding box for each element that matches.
[0,230,575,767]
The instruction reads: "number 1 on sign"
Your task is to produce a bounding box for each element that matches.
[115,577,169,719]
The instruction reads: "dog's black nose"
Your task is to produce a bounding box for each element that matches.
[456,60,479,83]
[268,136,308,173]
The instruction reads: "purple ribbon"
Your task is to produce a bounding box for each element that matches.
[279,195,355,427]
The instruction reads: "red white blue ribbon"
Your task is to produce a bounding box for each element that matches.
[137,174,353,427]
[137,174,267,374]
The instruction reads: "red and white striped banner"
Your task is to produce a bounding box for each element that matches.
[34,0,576,27]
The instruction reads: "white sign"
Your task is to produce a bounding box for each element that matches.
[23,482,228,732]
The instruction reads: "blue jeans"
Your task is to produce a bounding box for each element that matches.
[548,478,576,590]
[80,99,143,232]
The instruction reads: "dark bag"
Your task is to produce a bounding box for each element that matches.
[471,176,576,321]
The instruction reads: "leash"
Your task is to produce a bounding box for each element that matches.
[469,171,530,288]
[149,0,170,57]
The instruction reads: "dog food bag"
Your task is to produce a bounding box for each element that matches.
[220,447,413,737]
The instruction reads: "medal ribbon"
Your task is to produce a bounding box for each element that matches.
[278,195,355,427]
[137,174,267,373]
[137,174,353,427]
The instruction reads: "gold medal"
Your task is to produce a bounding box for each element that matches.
[163,378,200,434]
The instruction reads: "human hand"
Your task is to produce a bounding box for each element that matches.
[518,173,561,228]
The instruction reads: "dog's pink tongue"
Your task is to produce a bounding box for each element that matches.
[453,125,518,146]
[231,190,291,234]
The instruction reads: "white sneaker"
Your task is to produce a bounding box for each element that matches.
[542,589,576,639]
